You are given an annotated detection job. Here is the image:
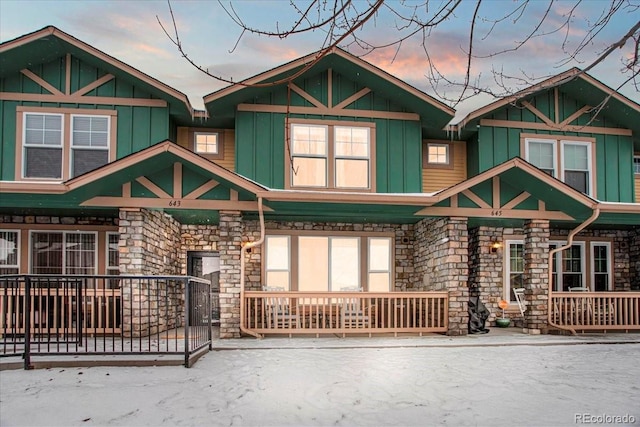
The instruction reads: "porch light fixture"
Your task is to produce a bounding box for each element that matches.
[490,241,502,253]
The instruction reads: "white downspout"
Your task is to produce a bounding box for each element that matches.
[239,197,265,338]
[546,207,600,335]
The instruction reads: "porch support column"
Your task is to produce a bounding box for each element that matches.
[118,208,182,337]
[218,210,243,338]
[414,216,469,336]
[523,219,550,334]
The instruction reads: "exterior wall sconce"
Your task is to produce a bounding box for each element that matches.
[490,241,502,253]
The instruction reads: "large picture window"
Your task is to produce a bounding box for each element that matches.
[30,231,97,275]
[263,233,392,291]
[18,107,115,181]
[288,122,374,191]
[524,137,594,196]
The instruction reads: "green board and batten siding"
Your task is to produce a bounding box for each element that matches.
[234,69,423,193]
[0,56,171,180]
[468,90,635,203]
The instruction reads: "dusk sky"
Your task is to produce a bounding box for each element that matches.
[1,0,638,121]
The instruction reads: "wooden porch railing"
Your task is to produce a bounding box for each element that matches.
[0,287,121,335]
[551,292,640,331]
[243,291,449,337]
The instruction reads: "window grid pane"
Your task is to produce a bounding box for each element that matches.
[25,114,62,146]
[72,116,108,148]
[527,140,555,173]
[634,157,640,174]
[65,233,96,275]
[195,133,219,154]
[0,231,19,273]
[31,232,63,274]
[427,144,448,164]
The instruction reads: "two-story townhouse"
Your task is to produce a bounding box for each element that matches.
[1,26,638,340]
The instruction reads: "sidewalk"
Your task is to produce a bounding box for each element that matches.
[3,327,638,371]
[212,327,640,350]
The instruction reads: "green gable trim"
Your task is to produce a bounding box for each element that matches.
[0,26,193,122]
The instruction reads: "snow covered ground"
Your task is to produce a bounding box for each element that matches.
[1,342,639,426]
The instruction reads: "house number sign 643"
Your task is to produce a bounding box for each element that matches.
[169,200,182,207]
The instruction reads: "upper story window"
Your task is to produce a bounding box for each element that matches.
[23,113,63,179]
[195,132,219,155]
[17,107,116,181]
[288,121,374,191]
[524,137,594,196]
[423,141,453,169]
[71,116,109,177]
[634,155,640,175]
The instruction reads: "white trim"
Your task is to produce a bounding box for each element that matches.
[106,231,119,275]
[590,241,613,291]
[265,235,291,290]
[22,112,64,180]
[560,140,593,197]
[368,236,392,291]
[504,240,524,304]
[550,240,586,291]
[0,229,20,273]
[334,126,371,190]
[290,123,329,189]
[70,114,111,178]
[426,142,450,165]
[194,131,220,155]
[524,137,557,176]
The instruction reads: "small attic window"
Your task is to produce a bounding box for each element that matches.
[195,132,219,154]
[423,141,453,169]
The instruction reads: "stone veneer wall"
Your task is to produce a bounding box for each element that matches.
[467,226,507,323]
[179,224,221,274]
[523,219,549,334]
[414,217,469,335]
[631,228,640,290]
[218,211,243,338]
[0,215,117,227]
[118,208,183,337]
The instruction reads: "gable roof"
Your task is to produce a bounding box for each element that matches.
[66,140,268,195]
[456,68,640,147]
[0,26,194,121]
[203,47,456,131]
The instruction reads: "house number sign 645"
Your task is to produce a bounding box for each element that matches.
[491,210,503,216]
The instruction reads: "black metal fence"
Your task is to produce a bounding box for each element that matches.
[0,275,212,369]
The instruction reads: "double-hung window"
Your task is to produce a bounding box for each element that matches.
[524,137,594,196]
[23,113,64,179]
[0,230,20,274]
[18,107,114,181]
[289,122,373,191]
[633,155,640,175]
[71,115,109,177]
